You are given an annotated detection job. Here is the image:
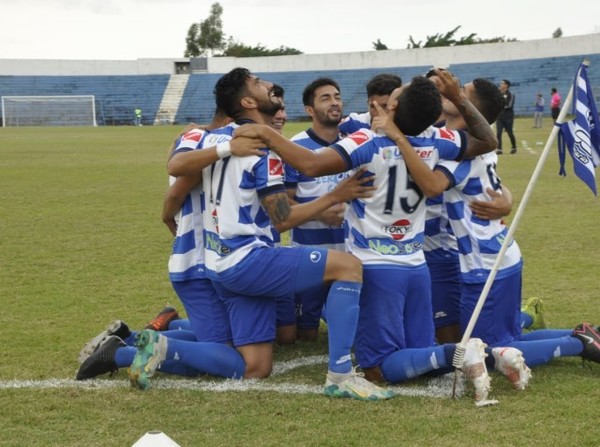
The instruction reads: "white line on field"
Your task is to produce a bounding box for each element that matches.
[0,355,464,399]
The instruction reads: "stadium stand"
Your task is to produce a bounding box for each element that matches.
[0,74,170,125]
[1,41,599,126]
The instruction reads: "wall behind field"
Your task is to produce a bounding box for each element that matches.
[1,34,599,123]
[1,35,599,76]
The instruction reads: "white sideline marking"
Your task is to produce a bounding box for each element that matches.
[0,355,463,399]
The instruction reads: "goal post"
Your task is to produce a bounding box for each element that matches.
[1,95,97,127]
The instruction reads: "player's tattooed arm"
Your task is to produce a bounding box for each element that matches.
[261,192,292,229]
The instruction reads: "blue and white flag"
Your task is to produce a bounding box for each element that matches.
[558,62,600,196]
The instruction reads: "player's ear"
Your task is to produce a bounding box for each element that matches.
[241,96,257,109]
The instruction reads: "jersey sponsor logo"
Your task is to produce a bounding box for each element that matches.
[269,158,283,176]
[382,219,412,240]
[347,130,370,146]
[204,231,230,255]
[181,129,203,142]
[203,133,231,146]
[309,250,322,263]
[438,127,456,141]
[367,238,422,255]
[416,149,433,159]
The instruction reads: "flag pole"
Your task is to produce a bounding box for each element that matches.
[452,59,586,373]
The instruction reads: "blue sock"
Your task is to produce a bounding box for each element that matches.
[507,336,583,367]
[169,319,191,331]
[122,331,137,346]
[521,312,533,329]
[519,329,573,341]
[161,329,197,341]
[325,280,361,374]
[114,346,136,367]
[164,338,246,379]
[381,345,450,383]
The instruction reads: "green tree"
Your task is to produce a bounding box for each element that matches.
[407,26,516,48]
[373,39,388,50]
[184,2,225,57]
[553,27,563,38]
[221,39,302,57]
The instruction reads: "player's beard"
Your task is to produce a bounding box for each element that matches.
[257,97,283,117]
[315,108,342,127]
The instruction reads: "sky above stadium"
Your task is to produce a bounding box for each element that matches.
[1,0,599,60]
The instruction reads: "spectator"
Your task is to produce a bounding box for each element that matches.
[533,93,544,128]
[496,79,517,154]
[550,88,562,123]
[134,107,142,126]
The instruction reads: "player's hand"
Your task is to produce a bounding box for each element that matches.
[318,202,346,227]
[230,136,267,157]
[432,68,462,103]
[330,168,376,203]
[371,101,405,142]
[163,218,177,236]
[469,187,512,220]
[234,123,269,140]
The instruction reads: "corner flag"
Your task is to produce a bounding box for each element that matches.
[558,61,600,196]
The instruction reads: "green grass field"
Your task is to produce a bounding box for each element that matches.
[1,119,599,446]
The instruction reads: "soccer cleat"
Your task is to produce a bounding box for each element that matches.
[128,329,168,390]
[76,335,125,380]
[324,368,395,401]
[462,338,498,406]
[492,347,532,390]
[521,297,548,330]
[510,148,517,154]
[573,322,600,364]
[78,320,131,364]
[496,149,503,155]
[144,306,180,331]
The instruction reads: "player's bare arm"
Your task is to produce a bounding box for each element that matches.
[433,68,498,157]
[234,124,347,177]
[167,138,266,177]
[162,174,202,236]
[261,169,375,233]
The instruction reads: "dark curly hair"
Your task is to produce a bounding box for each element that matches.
[393,76,441,136]
[366,73,402,97]
[471,78,504,124]
[302,77,341,106]
[214,67,252,120]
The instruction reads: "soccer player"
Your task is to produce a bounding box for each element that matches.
[234,70,508,404]
[388,75,600,373]
[338,73,402,135]
[77,110,266,384]
[144,68,393,401]
[285,77,348,342]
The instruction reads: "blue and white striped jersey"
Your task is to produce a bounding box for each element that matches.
[440,152,523,283]
[168,128,209,281]
[338,112,371,136]
[199,122,284,276]
[286,128,348,251]
[331,126,466,267]
[424,193,460,263]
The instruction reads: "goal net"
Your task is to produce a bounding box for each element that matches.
[1,95,97,127]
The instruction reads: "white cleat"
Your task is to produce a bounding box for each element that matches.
[462,338,499,407]
[492,347,532,390]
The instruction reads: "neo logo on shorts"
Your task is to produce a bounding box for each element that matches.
[367,238,422,255]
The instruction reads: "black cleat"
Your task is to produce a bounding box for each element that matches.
[573,322,600,364]
[76,336,126,380]
[78,320,131,363]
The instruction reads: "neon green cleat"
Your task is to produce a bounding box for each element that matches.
[522,297,549,330]
[324,368,395,401]
[128,329,167,390]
